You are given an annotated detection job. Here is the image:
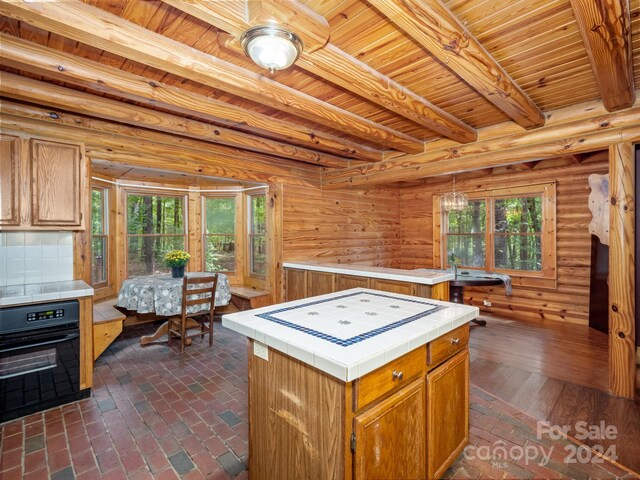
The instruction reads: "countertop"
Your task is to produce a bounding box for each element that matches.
[283,261,454,285]
[0,280,94,307]
[222,287,478,381]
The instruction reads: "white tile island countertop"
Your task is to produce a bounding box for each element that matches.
[0,280,94,307]
[222,287,478,381]
[283,261,454,285]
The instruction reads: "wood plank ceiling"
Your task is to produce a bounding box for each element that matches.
[0,0,637,183]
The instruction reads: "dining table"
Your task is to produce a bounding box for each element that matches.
[116,272,231,345]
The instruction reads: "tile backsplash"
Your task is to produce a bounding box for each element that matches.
[0,231,74,286]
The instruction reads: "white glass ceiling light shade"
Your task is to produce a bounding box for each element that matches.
[240,26,303,73]
[441,177,469,211]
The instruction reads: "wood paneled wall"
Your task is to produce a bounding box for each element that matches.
[282,184,402,267]
[399,158,609,325]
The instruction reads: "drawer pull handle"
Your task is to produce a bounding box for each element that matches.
[451,338,460,345]
[392,370,404,380]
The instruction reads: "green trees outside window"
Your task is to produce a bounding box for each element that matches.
[249,195,266,277]
[126,193,185,277]
[91,188,108,286]
[446,200,486,269]
[204,197,236,272]
[494,197,542,271]
[445,195,543,272]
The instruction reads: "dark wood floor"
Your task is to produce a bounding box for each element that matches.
[469,315,640,475]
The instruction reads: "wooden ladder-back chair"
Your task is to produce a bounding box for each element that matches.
[168,274,219,353]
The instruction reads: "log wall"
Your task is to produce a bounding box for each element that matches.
[399,158,609,325]
[282,184,402,267]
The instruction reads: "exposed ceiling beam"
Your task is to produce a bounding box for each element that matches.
[165,0,477,144]
[0,34,379,163]
[322,102,640,187]
[559,154,584,163]
[569,0,635,111]
[367,0,546,129]
[0,0,424,153]
[0,72,352,168]
[246,0,330,52]
[1,107,321,186]
[218,33,477,143]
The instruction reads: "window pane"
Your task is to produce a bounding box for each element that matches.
[127,194,184,235]
[91,189,104,235]
[204,235,235,272]
[91,237,107,285]
[127,236,185,277]
[495,235,542,271]
[251,196,266,234]
[494,197,542,233]
[446,234,486,268]
[205,197,235,234]
[204,197,236,272]
[249,194,266,277]
[250,235,266,276]
[447,200,486,233]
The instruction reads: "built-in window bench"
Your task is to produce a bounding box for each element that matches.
[229,286,271,311]
[93,300,126,360]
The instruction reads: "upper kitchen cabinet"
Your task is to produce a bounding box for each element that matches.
[0,135,87,230]
[31,139,84,228]
[0,135,21,226]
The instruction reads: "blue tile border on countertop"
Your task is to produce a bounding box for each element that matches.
[256,291,447,347]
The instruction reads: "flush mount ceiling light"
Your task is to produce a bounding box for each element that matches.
[240,25,303,73]
[441,176,469,212]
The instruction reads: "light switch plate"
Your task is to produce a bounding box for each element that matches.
[254,341,269,361]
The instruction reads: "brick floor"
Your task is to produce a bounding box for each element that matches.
[1,321,636,479]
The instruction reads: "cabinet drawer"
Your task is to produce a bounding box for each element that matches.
[428,324,469,367]
[355,346,426,410]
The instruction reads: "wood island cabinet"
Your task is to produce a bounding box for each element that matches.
[247,323,470,480]
[354,378,426,480]
[427,350,470,479]
[0,134,86,230]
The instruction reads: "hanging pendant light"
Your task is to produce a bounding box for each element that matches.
[441,176,468,211]
[240,25,303,74]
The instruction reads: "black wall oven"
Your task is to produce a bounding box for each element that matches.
[0,300,90,423]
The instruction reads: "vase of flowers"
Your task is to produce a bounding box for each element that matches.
[448,252,460,277]
[164,250,191,278]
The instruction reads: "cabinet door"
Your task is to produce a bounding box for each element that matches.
[336,274,370,291]
[0,135,21,226]
[285,268,307,301]
[30,139,83,227]
[307,271,334,296]
[426,350,469,479]
[370,278,415,295]
[353,378,426,480]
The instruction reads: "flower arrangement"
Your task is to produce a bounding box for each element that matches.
[164,250,191,267]
[448,252,460,276]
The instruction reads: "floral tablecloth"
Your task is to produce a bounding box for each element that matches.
[116,273,231,316]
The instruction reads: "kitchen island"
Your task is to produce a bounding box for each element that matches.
[223,288,478,479]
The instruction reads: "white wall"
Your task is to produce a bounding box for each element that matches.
[0,231,74,286]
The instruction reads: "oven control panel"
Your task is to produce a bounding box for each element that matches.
[27,309,64,322]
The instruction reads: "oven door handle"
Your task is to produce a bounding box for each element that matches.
[0,332,80,354]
